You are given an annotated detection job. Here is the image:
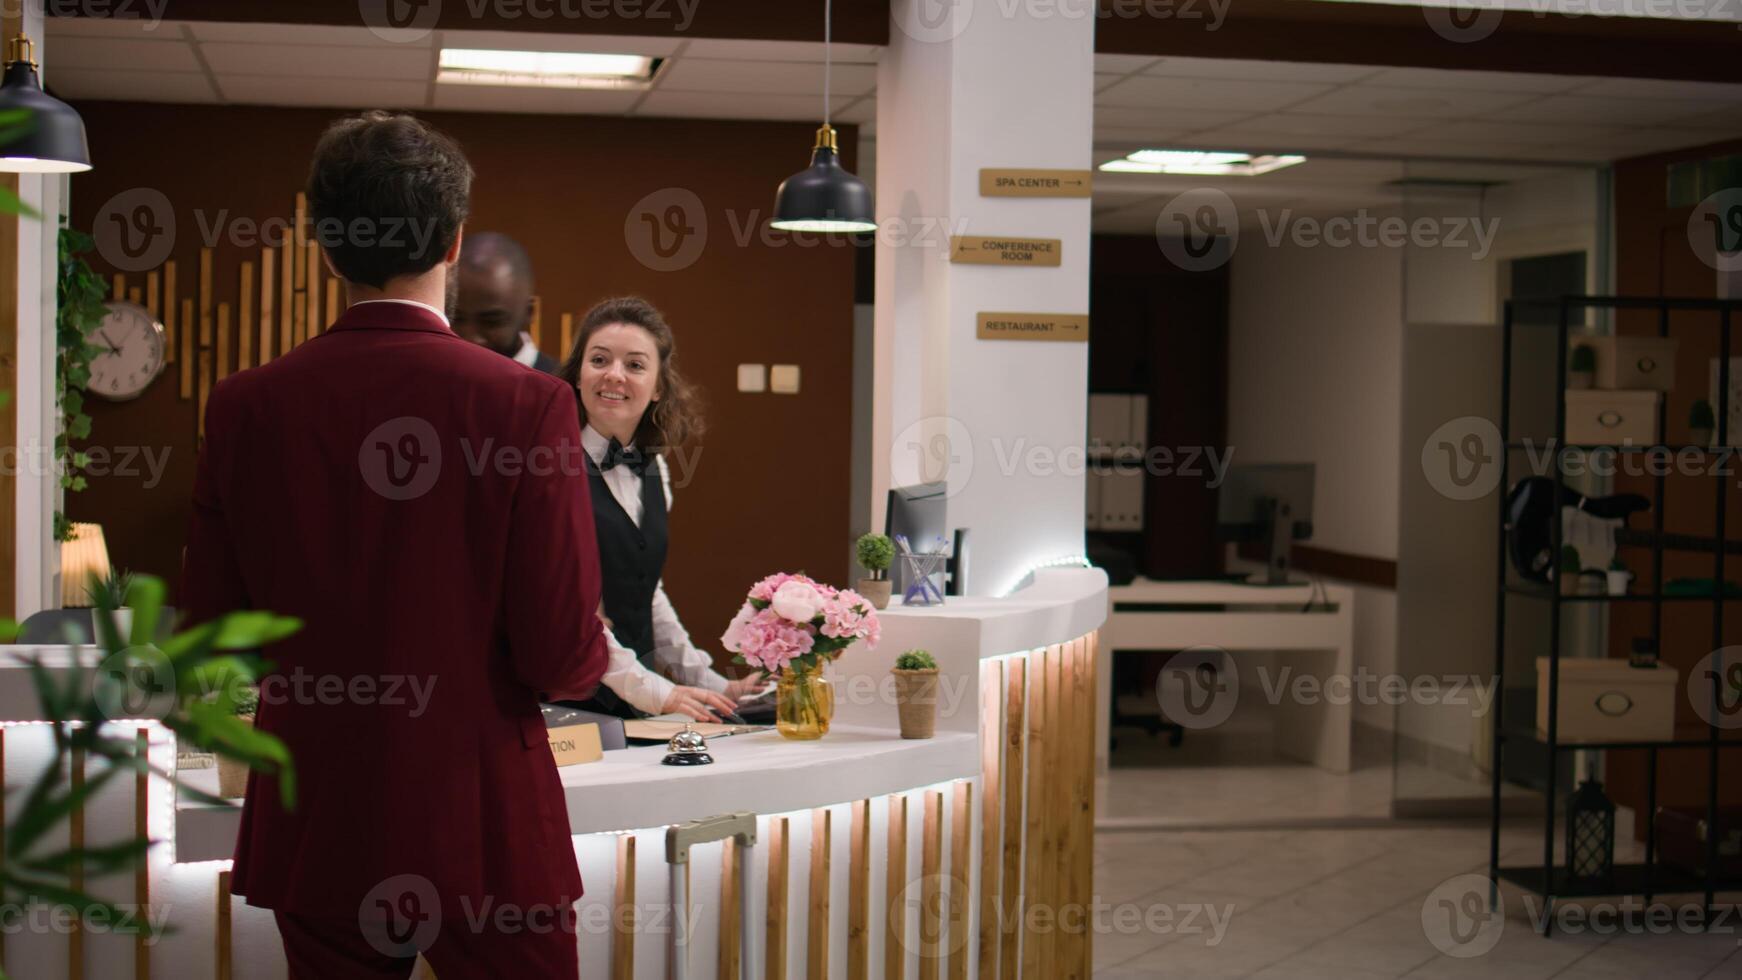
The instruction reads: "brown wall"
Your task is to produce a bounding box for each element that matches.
[1607,137,1742,834]
[65,101,857,663]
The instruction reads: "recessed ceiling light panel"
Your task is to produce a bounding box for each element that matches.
[1099,149,1307,176]
[437,49,659,89]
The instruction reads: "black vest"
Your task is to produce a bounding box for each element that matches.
[576,451,668,718]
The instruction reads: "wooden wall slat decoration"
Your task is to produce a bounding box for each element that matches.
[884,794,908,980]
[198,248,213,351]
[179,299,193,400]
[162,260,177,366]
[977,660,1003,980]
[998,657,1026,980]
[325,283,339,331]
[128,287,141,306]
[1058,639,1083,980]
[719,836,742,980]
[848,798,871,980]
[919,790,943,980]
[215,869,232,980]
[808,807,832,980]
[1021,648,1048,979]
[238,262,254,372]
[304,241,321,339]
[258,247,274,365]
[1042,645,1063,979]
[215,303,231,383]
[292,195,307,348]
[559,312,574,362]
[767,816,790,980]
[145,271,159,319]
[948,781,971,980]
[111,273,124,301]
[278,236,292,355]
[611,834,635,980]
[135,728,150,980]
[70,746,85,980]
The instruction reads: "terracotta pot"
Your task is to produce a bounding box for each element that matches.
[217,715,254,799]
[858,578,892,610]
[892,668,939,739]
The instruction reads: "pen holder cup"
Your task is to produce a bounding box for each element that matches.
[899,552,948,607]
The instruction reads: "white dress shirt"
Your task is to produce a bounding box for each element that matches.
[581,424,730,714]
[349,297,451,328]
[512,331,540,368]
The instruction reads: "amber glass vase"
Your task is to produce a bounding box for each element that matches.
[775,662,834,740]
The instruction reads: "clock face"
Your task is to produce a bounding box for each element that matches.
[88,301,166,402]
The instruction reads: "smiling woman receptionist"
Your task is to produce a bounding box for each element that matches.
[557,296,761,722]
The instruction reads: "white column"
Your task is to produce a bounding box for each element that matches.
[11,0,55,618]
[873,0,1095,597]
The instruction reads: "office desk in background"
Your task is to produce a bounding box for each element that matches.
[1101,579,1356,773]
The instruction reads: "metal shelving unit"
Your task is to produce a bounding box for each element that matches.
[1488,295,1741,936]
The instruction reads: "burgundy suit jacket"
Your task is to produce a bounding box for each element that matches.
[182,300,609,916]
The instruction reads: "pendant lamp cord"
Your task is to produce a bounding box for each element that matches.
[823,0,831,126]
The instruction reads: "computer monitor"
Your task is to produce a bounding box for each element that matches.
[1216,463,1315,586]
[884,483,969,598]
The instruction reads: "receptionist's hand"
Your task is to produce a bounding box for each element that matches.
[663,685,738,722]
[723,675,767,701]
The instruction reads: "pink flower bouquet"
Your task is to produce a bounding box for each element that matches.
[720,572,881,676]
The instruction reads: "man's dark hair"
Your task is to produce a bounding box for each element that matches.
[306,111,473,289]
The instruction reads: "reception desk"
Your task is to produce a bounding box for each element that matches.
[0,566,1107,980]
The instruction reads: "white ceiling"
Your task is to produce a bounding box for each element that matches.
[41,18,1742,230]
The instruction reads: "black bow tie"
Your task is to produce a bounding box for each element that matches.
[601,438,649,475]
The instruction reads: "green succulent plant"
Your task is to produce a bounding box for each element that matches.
[895,649,937,671]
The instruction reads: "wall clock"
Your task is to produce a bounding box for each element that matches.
[87,301,166,402]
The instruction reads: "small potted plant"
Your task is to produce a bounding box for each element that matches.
[891,649,940,739]
[85,567,134,644]
[856,533,895,610]
[1558,546,1582,596]
[1569,344,1596,390]
[217,685,260,799]
[1690,398,1717,447]
[1606,557,1633,597]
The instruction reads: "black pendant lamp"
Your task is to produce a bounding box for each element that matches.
[769,0,874,233]
[0,34,90,174]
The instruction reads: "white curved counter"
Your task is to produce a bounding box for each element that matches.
[0,566,1109,980]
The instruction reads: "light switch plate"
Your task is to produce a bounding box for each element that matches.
[737,364,766,393]
[770,364,800,394]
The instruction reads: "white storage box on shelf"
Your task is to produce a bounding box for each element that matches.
[1535,657,1679,743]
[1564,389,1660,445]
[1586,335,1679,391]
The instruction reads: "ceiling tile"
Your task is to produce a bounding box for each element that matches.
[1179,126,1366,152]
[50,36,200,72]
[1348,137,1602,163]
[1286,84,1541,118]
[1094,105,1261,130]
[1094,53,1157,75]
[1425,120,1629,146]
[1359,67,1592,94]
[680,38,880,63]
[202,42,432,81]
[656,59,875,98]
[53,68,216,104]
[1492,94,1733,126]
[1145,56,1379,84]
[1570,77,1742,102]
[429,85,641,115]
[438,29,681,57]
[188,22,424,47]
[44,16,179,41]
[217,75,429,109]
[1230,113,1432,138]
[1676,104,1742,129]
[633,91,853,122]
[1098,76,1329,112]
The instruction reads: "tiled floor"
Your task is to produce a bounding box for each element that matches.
[1091,821,1742,978]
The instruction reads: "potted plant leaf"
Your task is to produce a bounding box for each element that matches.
[217,684,260,799]
[1559,545,1582,596]
[1606,556,1633,597]
[1690,398,1716,447]
[85,567,134,645]
[1569,344,1596,390]
[856,533,895,610]
[892,649,939,739]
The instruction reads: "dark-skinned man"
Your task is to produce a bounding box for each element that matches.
[453,231,559,374]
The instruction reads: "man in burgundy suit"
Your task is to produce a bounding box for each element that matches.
[182,111,608,979]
